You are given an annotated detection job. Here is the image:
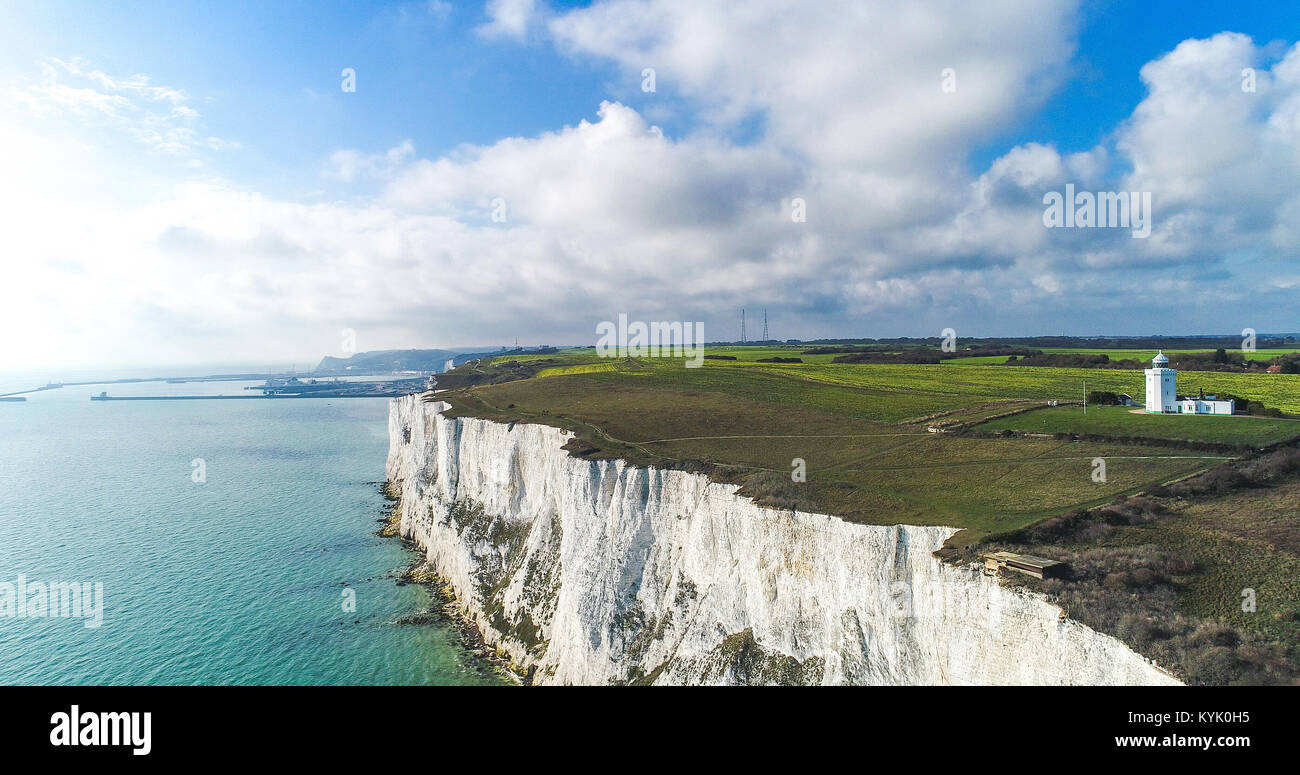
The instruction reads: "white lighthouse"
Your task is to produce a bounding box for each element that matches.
[1144,350,1178,413]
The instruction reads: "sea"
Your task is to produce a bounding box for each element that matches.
[0,367,504,685]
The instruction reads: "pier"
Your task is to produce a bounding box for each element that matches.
[3,370,430,403]
[88,393,405,401]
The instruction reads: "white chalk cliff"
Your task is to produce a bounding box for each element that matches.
[387,395,1180,685]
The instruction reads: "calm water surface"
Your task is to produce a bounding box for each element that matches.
[0,371,503,685]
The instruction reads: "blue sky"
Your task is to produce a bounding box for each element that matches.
[2,1,1299,368]
[1,1,603,196]
[976,0,1299,166]
[3,0,1292,185]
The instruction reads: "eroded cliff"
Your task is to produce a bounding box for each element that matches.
[386,395,1180,686]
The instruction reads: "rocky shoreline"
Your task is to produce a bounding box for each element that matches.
[378,483,523,685]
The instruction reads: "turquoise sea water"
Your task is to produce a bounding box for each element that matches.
[0,372,503,685]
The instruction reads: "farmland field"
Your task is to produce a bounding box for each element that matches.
[441,344,1300,684]
[533,352,1300,416]
[436,347,1275,543]
[947,347,1300,363]
[976,404,1300,447]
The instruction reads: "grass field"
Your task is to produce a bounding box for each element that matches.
[531,351,1300,416]
[947,347,1300,363]
[976,405,1300,447]
[1170,481,1300,632]
[439,345,1300,681]
[436,348,1272,542]
[975,463,1300,684]
[523,343,1300,367]
[1035,347,1300,362]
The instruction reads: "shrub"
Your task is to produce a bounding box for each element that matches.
[1189,623,1241,649]
[1086,390,1122,405]
[1185,646,1241,684]
[737,470,815,512]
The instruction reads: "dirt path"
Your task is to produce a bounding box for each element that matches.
[639,432,927,444]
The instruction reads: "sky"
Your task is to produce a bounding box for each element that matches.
[1,0,1299,370]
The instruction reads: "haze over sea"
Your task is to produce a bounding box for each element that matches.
[0,367,503,685]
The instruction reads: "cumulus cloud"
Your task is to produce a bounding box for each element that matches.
[5,3,1300,370]
[549,0,1078,170]
[964,31,1300,313]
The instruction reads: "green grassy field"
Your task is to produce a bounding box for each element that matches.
[1170,481,1300,632]
[973,462,1300,684]
[437,345,1300,681]
[1037,346,1299,362]
[693,345,844,364]
[976,405,1300,447]
[534,352,1300,416]
[947,347,1300,365]
[535,343,1300,367]
[435,348,1276,542]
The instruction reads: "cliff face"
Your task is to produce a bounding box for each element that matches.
[386,395,1180,686]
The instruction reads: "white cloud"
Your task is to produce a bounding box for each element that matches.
[3,58,231,158]
[549,0,1078,170]
[324,141,416,183]
[5,6,1300,370]
[478,0,542,40]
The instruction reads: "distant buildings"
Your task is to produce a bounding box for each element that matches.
[1178,395,1235,415]
[1143,351,1235,415]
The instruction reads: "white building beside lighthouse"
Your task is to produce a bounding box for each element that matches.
[1144,351,1235,414]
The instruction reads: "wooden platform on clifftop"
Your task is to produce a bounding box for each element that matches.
[983,551,1067,579]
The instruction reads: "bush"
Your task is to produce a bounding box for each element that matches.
[970,454,1300,684]
[1103,568,1167,590]
[1185,646,1241,684]
[737,470,815,512]
[1087,390,1123,405]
